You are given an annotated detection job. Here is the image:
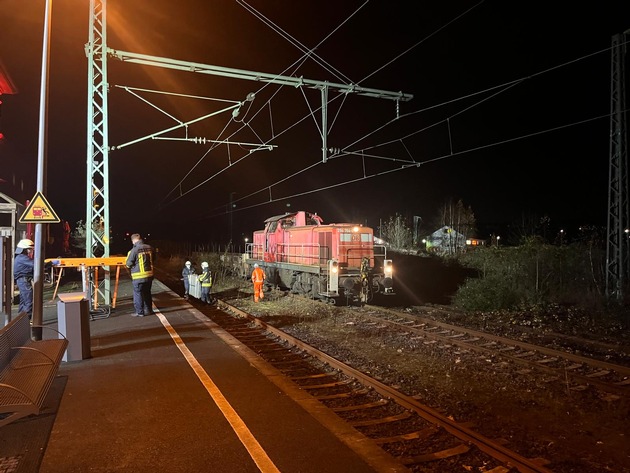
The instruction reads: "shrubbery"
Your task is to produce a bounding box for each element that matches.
[452,238,608,313]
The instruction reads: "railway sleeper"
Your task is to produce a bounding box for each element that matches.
[312,387,370,400]
[289,372,336,381]
[513,350,537,358]
[331,399,389,412]
[537,357,558,364]
[350,411,412,427]
[300,379,353,390]
[399,443,470,464]
[373,425,439,445]
[586,369,611,378]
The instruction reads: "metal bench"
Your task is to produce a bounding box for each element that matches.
[0,312,69,428]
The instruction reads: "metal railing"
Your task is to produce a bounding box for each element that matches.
[248,241,388,269]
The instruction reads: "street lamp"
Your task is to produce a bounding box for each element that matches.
[32,0,53,338]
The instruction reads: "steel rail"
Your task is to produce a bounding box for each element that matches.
[367,305,630,376]
[361,306,630,396]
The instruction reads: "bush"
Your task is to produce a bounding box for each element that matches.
[453,241,609,312]
[453,274,521,311]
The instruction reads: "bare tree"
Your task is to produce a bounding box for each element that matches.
[380,213,412,251]
[435,198,476,254]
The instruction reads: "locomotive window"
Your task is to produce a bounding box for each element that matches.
[361,233,371,242]
[281,218,295,229]
[340,233,351,242]
[268,221,278,232]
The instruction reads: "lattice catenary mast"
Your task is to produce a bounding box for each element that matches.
[606,30,629,300]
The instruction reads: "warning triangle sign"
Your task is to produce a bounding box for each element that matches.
[19,191,61,223]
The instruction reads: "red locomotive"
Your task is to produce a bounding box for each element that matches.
[246,210,393,304]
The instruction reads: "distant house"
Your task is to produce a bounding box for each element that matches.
[424,226,468,255]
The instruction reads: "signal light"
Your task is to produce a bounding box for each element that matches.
[384,259,393,275]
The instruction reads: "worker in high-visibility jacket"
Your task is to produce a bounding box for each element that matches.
[125,233,154,317]
[251,263,266,302]
[198,261,213,304]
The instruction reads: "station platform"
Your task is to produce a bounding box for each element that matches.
[0,274,407,473]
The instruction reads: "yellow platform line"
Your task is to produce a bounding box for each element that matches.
[155,310,281,473]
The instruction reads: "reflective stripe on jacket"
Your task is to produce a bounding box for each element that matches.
[198,269,212,288]
[126,240,154,281]
[251,267,265,283]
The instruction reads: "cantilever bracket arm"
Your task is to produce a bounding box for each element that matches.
[110,103,242,151]
[107,48,414,103]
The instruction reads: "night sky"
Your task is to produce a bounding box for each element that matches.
[1,1,629,247]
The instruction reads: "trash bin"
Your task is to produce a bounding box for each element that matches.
[57,292,91,361]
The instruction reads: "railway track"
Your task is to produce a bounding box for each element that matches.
[356,305,630,399]
[204,297,553,473]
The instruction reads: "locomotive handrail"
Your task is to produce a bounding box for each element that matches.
[247,242,330,266]
[344,247,373,268]
[373,245,388,260]
[249,243,386,267]
[277,242,326,265]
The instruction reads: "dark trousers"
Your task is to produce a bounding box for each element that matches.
[15,277,33,319]
[200,286,211,303]
[132,278,154,315]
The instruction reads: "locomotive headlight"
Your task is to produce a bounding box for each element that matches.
[353,226,359,232]
[328,259,339,294]
[384,259,393,275]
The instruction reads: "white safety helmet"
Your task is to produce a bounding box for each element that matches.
[201,261,209,269]
[253,263,259,268]
[17,239,35,249]
[185,261,192,266]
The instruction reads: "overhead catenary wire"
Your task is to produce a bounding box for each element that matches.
[182,1,542,217]
[159,3,624,221]
[157,2,409,209]
[200,108,620,222]
[201,34,629,220]
[236,0,366,86]
[208,28,617,216]
[358,0,486,86]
